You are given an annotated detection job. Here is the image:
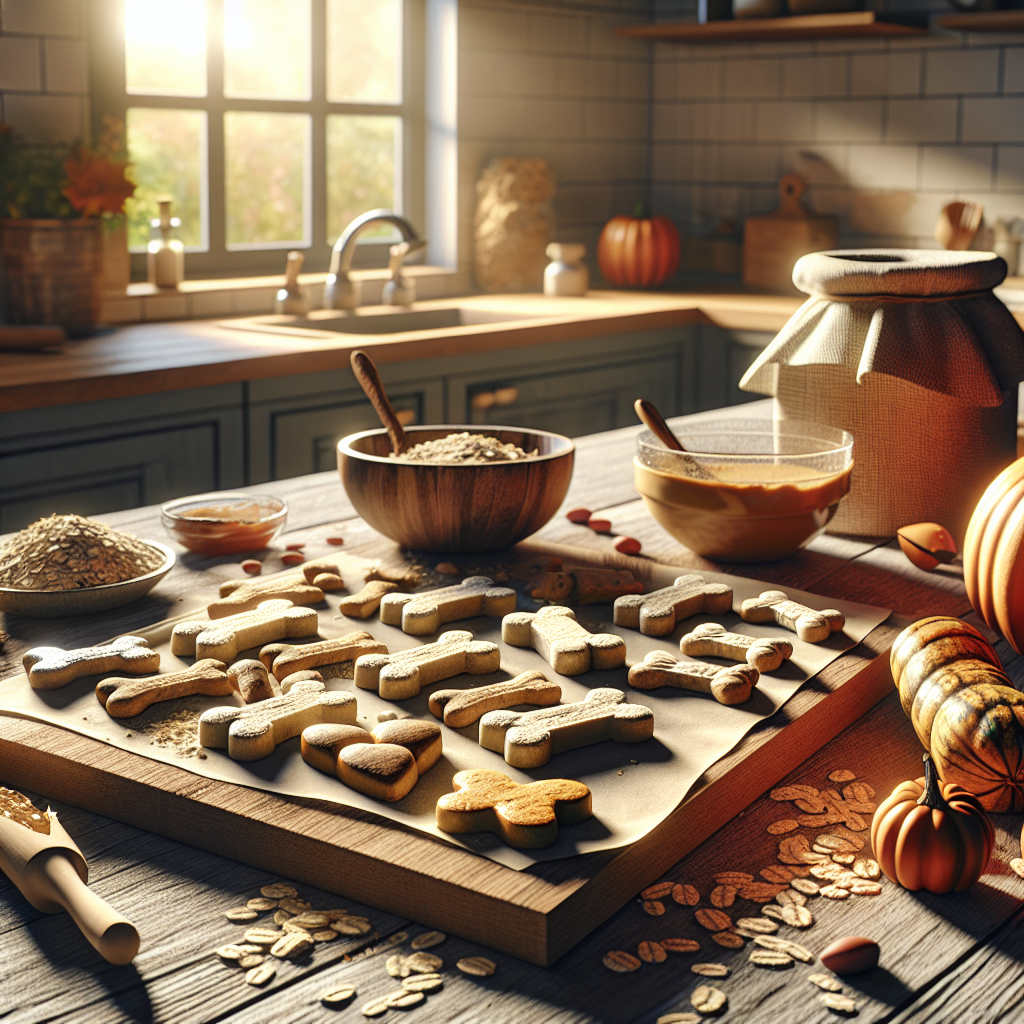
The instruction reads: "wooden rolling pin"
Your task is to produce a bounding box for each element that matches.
[0,325,66,351]
[0,786,139,964]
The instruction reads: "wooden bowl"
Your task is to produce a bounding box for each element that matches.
[338,426,575,553]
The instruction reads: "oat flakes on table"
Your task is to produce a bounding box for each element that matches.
[761,864,809,883]
[849,881,882,895]
[738,881,787,902]
[662,937,701,953]
[767,819,801,834]
[853,858,881,880]
[638,940,668,963]
[791,877,821,896]
[808,972,844,993]
[246,897,277,911]
[225,907,259,922]
[237,954,264,969]
[245,962,276,987]
[1010,858,1024,880]
[691,985,727,1014]
[711,931,744,949]
[811,862,845,881]
[832,852,857,865]
[313,929,338,941]
[321,984,357,1007]
[735,917,778,935]
[690,963,729,977]
[822,992,859,1015]
[656,1015,700,1024]
[828,770,857,783]
[710,884,737,908]
[278,897,312,915]
[753,935,814,962]
[770,784,822,804]
[457,956,496,977]
[749,949,794,968]
[243,928,284,946]
[775,889,807,907]
[712,871,753,886]
[410,930,446,950]
[603,951,641,973]
[260,882,298,900]
[642,881,676,900]
[780,904,814,927]
[271,932,313,959]
[672,883,700,906]
[642,899,666,916]
[402,973,444,993]
[695,908,732,931]
[819,885,851,900]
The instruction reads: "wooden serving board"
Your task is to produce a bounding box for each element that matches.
[0,553,898,967]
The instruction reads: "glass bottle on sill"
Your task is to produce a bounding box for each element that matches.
[147,197,184,289]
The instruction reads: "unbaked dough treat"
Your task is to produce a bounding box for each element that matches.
[198,679,357,761]
[338,580,398,619]
[436,768,593,849]
[740,590,844,643]
[479,687,654,768]
[628,650,760,705]
[379,576,517,635]
[227,659,279,703]
[428,670,561,728]
[353,630,501,701]
[259,631,387,681]
[97,659,232,718]
[501,606,626,675]
[171,599,320,663]
[23,636,159,690]
[613,575,733,637]
[301,719,443,801]
[680,622,793,673]
[208,559,343,618]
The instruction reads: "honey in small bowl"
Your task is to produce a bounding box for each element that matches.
[161,493,287,556]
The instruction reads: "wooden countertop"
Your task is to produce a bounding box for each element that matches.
[2,406,1021,1023]
[0,291,802,414]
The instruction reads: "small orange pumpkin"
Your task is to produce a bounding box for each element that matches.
[597,212,679,287]
[964,455,1024,653]
[871,753,994,893]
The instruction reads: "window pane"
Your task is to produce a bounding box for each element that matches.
[327,0,401,105]
[125,107,207,250]
[125,0,206,97]
[224,0,311,101]
[326,115,400,245]
[225,112,310,248]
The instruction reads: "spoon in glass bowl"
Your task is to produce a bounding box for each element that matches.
[634,399,716,481]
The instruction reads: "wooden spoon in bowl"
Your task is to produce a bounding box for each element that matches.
[634,399,716,481]
[350,349,409,456]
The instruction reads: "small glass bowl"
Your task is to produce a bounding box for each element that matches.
[161,492,287,556]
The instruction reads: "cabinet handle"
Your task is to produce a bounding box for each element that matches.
[471,386,519,411]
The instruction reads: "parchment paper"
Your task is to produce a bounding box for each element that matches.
[0,553,890,870]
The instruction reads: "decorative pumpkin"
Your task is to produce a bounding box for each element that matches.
[891,616,1024,811]
[964,456,1024,653]
[871,753,994,893]
[597,212,679,287]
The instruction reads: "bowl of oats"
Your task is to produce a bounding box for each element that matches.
[0,514,175,617]
[338,425,574,553]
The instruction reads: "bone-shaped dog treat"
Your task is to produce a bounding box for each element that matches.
[227,659,279,703]
[428,670,562,729]
[680,623,794,673]
[365,564,423,589]
[259,631,388,681]
[198,679,357,761]
[208,559,343,618]
[23,636,159,690]
[740,590,845,643]
[613,574,733,637]
[479,687,654,768]
[353,630,501,701]
[628,650,760,705]
[527,568,644,606]
[301,720,442,801]
[379,576,517,635]
[435,768,593,849]
[338,580,398,619]
[171,599,319,663]
[96,659,232,718]
[279,668,323,693]
[501,606,626,676]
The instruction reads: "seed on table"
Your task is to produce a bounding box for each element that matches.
[820,885,851,900]
[273,910,292,925]
[750,949,794,968]
[781,904,815,927]
[712,931,744,949]
[243,928,283,947]
[760,865,802,883]
[321,985,357,1007]
[457,956,496,977]
[661,938,701,953]
[386,954,407,978]
[326,536,345,545]
[822,992,859,1015]
[832,853,856,865]
[283,920,313,936]
[815,833,860,853]
[404,952,443,974]
[657,1015,701,1024]
[695,908,731,931]
[290,911,330,928]
[587,518,612,534]
[245,962,276,987]
[791,877,820,896]
[331,915,373,935]
[735,917,778,935]
[238,954,264,969]
[811,862,845,881]
[834,871,861,889]
[261,882,298,900]
[566,508,592,524]
[776,889,807,907]
[1011,858,1024,880]
[278,897,312,914]
[281,552,305,566]
[641,881,675,900]
[828,769,857,783]
[410,929,446,950]
[738,882,787,903]
[614,536,642,556]
[761,905,784,921]
[710,884,736,908]
[672,883,700,905]
[809,973,844,993]
[754,936,813,963]
[286,542,305,551]
[603,950,641,973]
[690,963,729,977]
[713,871,753,886]
[313,930,339,942]
[246,896,277,911]
[853,858,881,880]
[691,984,727,1014]
[435,562,459,575]
[362,991,424,1017]
[849,881,882,896]
[241,559,262,575]
[642,899,666,916]
[225,906,259,922]
[767,819,800,834]
[216,943,260,961]
[401,973,444,993]
[271,933,313,959]
[638,941,667,963]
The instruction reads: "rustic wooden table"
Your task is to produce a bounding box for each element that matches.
[2,402,1022,1024]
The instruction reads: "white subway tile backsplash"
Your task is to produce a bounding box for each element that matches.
[584,99,645,141]
[461,51,559,98]
[1,0,80,37]
[997,146,1024,190]
[458,6,530,54]
[530,12,589,57]
[677,58,723,100]
[886,98,959,143]
[816,100,883,143]
[459,95,527,140]
[850,52,922,98]
[720,58,778,100]
[782,56,848,100]
[756,101,815,143]
[43,37,87,93]
[964,97,1024,143]
[924,49,1000,96]
[1005,48,1024,94]
[920,145,994,190]
[617,60,649,101]
[847,145,919,190]
[692,101,755,143]
[0,35,40,91]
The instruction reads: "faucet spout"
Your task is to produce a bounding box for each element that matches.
[324,209,422,310]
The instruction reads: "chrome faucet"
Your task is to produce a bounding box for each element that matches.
[323,209,424,310]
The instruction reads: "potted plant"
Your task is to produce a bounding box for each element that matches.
[0,117,135,337]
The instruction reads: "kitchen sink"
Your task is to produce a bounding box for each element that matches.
[223,306,538,337]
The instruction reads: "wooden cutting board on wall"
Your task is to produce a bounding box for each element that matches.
[743,174,838,296]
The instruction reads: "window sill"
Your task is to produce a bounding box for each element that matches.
[100,265,459,326]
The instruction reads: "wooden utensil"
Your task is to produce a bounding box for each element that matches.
[935,201,983,250]
[634,399,716,481]
[0,786,139,964]
[350,349,409,456]
[0,325,66,352]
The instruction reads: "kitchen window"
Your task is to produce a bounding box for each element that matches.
[91,0,429,277]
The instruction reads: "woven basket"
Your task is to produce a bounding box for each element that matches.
[740,249,1024,540]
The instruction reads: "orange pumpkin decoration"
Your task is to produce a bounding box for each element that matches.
[891,616,1024,811]
[597,213,680,287]
[871,753,994,893]
[964,456,1024,653]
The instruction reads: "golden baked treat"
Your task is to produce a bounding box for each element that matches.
[259,631,387,681]
[501,606,625,675]
[338,580,398,619]
[171,599,319,662]
[96,659,232,718]
[379,576,517,636]
[740,590,844,643]
[23,636,159,690]
[208,560,344,618]
[613,574,733,637]
[628,651,760,705]
[436,768,592,849]
[680,623,793,673]
[227,659,279,703]
[428,670,561,728]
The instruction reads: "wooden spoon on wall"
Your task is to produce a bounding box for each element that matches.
[350,349,409,456]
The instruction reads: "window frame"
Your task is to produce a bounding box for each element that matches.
[90,0,425,278]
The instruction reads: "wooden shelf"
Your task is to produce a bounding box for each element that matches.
[617,11,928,43]
[936,9,1024,32]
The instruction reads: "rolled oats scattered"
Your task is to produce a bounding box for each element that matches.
[260,883,298,900]
[710,884,736,908]
[237,954,264,969]
[853,858,881,880]
[780,904,814,927]
[775,889,807,908]
[819,885,851,900]
[321,985,357,1007]
[778,836,829,865]
[843,781,875,803]
[410,930,446,950]
[225,907,259,922]
[711,931,744,949]
[283,920,313,936]
[313,930,339,942]
[404,952,442,974]
[402,973,444,993]
[849,881,882,895]
[761,905,784,921]
[810,862,845,881]
[243,928,284,946]
[808,973,843,993]
[331,915,373,936]
[770,784,821,803]
[216,944,259,961]
[734,917,778,934]
[642,899,666,916]
[713,871,753,886]
[661,937,701,953]
[791,877,821,896]
[278,897,312,915]
[832,853,856,865]
[752,936,813,963]
[642,882,676,900]
[828,770,857,783]
[672,883,700,906]
[638,940,667,963]
[691,984,727,1014]
[760,865,805,883]
[1010,858,1024,880]
[695,908,731,931]
[656,1015,700,1024]
[749,949,794,968]
[834,871,861,888]
[690,963,729,977]
[457,956,496,977]
[822,992,858,1015]
[738,882,787,903]
[362,991,424,1017]
[386,954,407,978]
[246,897,277,911]
[289,911,330,929]
[244,962,276,987]
[270,933,313,959]
[767,819,801,835]
[273,910,292,925]
[814,833,860,853]
[603,950,641,973]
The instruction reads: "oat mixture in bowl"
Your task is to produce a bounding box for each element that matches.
[391,432,538,465]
